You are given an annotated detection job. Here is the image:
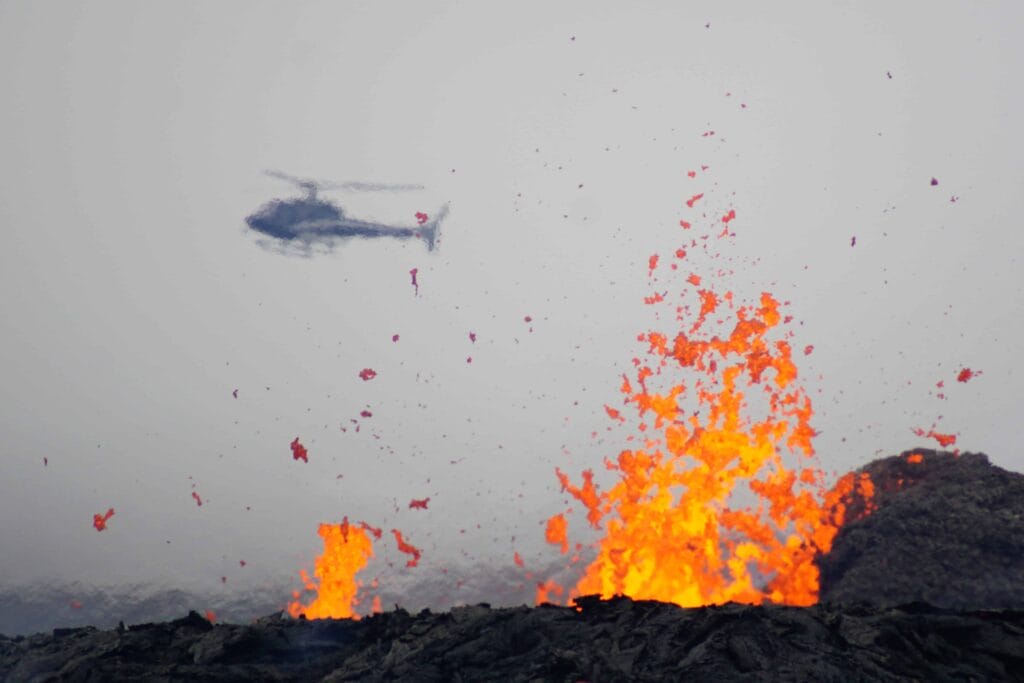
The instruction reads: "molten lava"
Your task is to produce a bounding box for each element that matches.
[288,518,374,620]
[92,508,115,532]
[544,195,874,608]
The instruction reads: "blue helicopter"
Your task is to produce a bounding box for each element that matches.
[246,171,448,252]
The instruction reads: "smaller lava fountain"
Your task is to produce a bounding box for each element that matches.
[288,519,379,620]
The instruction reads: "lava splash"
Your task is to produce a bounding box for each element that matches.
[545,200,872,608]
[288,519,375,620]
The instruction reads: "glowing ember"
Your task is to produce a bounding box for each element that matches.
[648,254,660,276]
[686,193,704,208]
[912,427,957,448]
[545,513,569,554]
[288,518,374,620]
[358,368,377,381]
[408,497,430,510]
[92,508,114,531]
[956,368,981,383]
[906,453,924,464]
[543,194,874,608]
[290,437,309,463]
[391,529,422,567]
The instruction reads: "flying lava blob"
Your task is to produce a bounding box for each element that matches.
[290,437,309,463]
[542,191,874,609]
[92,508,115,531]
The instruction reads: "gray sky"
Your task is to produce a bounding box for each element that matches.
[2,1,1022,608]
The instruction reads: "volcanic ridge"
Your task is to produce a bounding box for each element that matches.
[3,449,1023,682]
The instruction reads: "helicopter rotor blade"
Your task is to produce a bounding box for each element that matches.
[264,170,423,193]
[319,180,425,192]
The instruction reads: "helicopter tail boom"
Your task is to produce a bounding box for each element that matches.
[420,203,449,251]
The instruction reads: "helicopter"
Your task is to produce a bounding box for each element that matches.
[245,170,448,252]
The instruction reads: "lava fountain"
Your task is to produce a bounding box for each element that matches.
[544,192,874,607]
[288,518,379,620]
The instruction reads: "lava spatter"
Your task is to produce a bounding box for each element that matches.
[92,508,115,532]
[288,518,375,620]
[956,368,981,383]
[912,427,957,448]
[392,529,422,567]
[290,437,309,463]
[543,189,873,609]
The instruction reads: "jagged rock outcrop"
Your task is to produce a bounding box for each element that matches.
[819,449,1024,609]
[3,599,1023,682]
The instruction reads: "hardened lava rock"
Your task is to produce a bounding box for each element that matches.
[818,449,1024,609]
[3,600,1024,682]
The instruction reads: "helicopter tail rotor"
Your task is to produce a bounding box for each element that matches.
[419,203,449,251]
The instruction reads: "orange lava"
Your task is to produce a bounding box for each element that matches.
[288,518,374,620]
[906,453,924,464]
[546,513,569,554]
[391,529,422,567]
[956,367,981,383]
[92,508,114,532]
[290,437,309,463]
[544,203,874,607]
[913,428,957,448]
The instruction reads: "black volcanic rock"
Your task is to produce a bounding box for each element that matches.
[5,449,1024,681]
[819,449,1024,609]
[3,600,1024,682]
